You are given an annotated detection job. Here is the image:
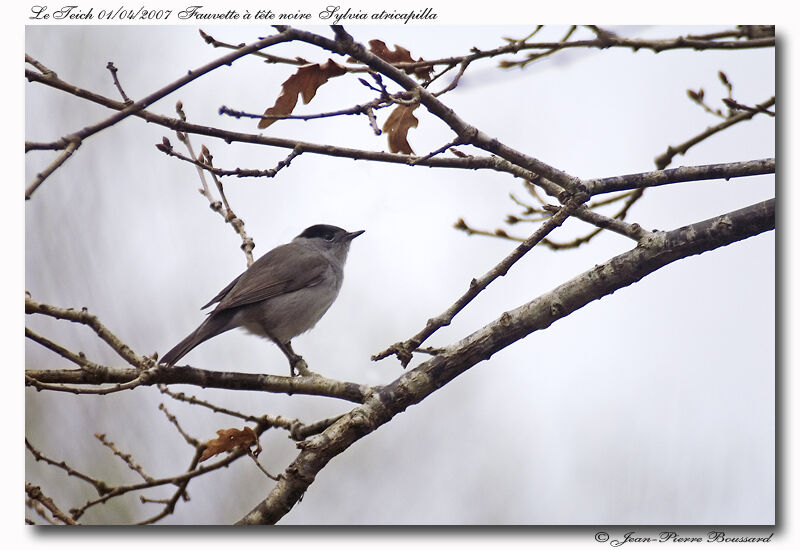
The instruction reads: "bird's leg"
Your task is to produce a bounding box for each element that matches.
[275,340,315,377]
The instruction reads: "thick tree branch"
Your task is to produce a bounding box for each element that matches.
[585,158,775,195]
[238,198,774,524]
[25,365,373,404]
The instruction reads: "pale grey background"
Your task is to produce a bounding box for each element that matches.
[25,25,775,525]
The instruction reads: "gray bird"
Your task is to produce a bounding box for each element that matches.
[160,224,364,375]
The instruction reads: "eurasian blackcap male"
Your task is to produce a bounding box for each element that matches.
[160,224,364,375]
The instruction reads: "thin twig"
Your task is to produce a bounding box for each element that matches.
[545,203,651,242]
[25,296,148,368]
[25,138,81,200]
[95,433,155,482]
[25,54,56,76]
[26,326,97,369]
[70,446,241,521]
[22,67,586,190]
[373,196,586,366]
[26,498,57,525]
[288,415,345,441]
[26,439,112,496]
[106,62,132,104]
[409,136,465,165]
[25,484,79,525]
[198,28,309,65]
[158,403,201,447]
[498,26,578,69]
[432,60,470,96]
[134,449,203,525]
[174,101,212,196]
[219,95,398,123]
[723,97,775,117]
[654,96,775,169]
[199,145,256,266]
[24,29,295,198]
[158,138,302,179]
[248,451,281,481]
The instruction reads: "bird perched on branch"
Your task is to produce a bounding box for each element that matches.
[160,224,364,376]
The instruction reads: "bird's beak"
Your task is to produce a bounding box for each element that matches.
[345,229,365,241]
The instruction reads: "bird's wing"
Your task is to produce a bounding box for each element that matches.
[201,273,243,309]
[207,243,329,313]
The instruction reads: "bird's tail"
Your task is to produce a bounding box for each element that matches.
[159,312,234,366]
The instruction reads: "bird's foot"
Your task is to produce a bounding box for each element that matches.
[279,340,319,377]
[290,355,314,377]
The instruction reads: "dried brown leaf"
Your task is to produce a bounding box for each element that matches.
[258,59,347,129]
[366,39,432,80]
[199,427,260,462]
[382,104,419,155]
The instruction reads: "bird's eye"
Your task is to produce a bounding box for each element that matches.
[324,232,335,241]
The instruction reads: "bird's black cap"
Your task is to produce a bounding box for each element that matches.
[297,225,364,241]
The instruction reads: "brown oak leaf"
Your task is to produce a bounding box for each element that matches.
[382,104,419,155]
[199,427,261,462]
[366,39,432,80]
[258,59,347,129]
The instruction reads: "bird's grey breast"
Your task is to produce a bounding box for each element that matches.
[220,242,344,343]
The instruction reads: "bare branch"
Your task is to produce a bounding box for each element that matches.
[25,138,81,200]
[25,295,147,368]
[25,371,158,396]
[157,137,303,180]
[95,433,154,482]
[195,142,256,266]
[282,26,584,197]
[544,203,652,242]
[498,25,577,69]
[26,439,112,496]
[25,67,562,187]
[460,185,650,250]
[586,158,775,195]
[218,95,397,123]
[25,25,774,525]
[24,29,294,198]
[248,452,281,481]
[26,326,98,369]
[373,196,585,366]
[158,403,201,447]
[25,484,79,525]
[655,97,775,169]
[25,54,57,76]
[69,447,236,522]
[105,61,132,104]
[26,364,373,403]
